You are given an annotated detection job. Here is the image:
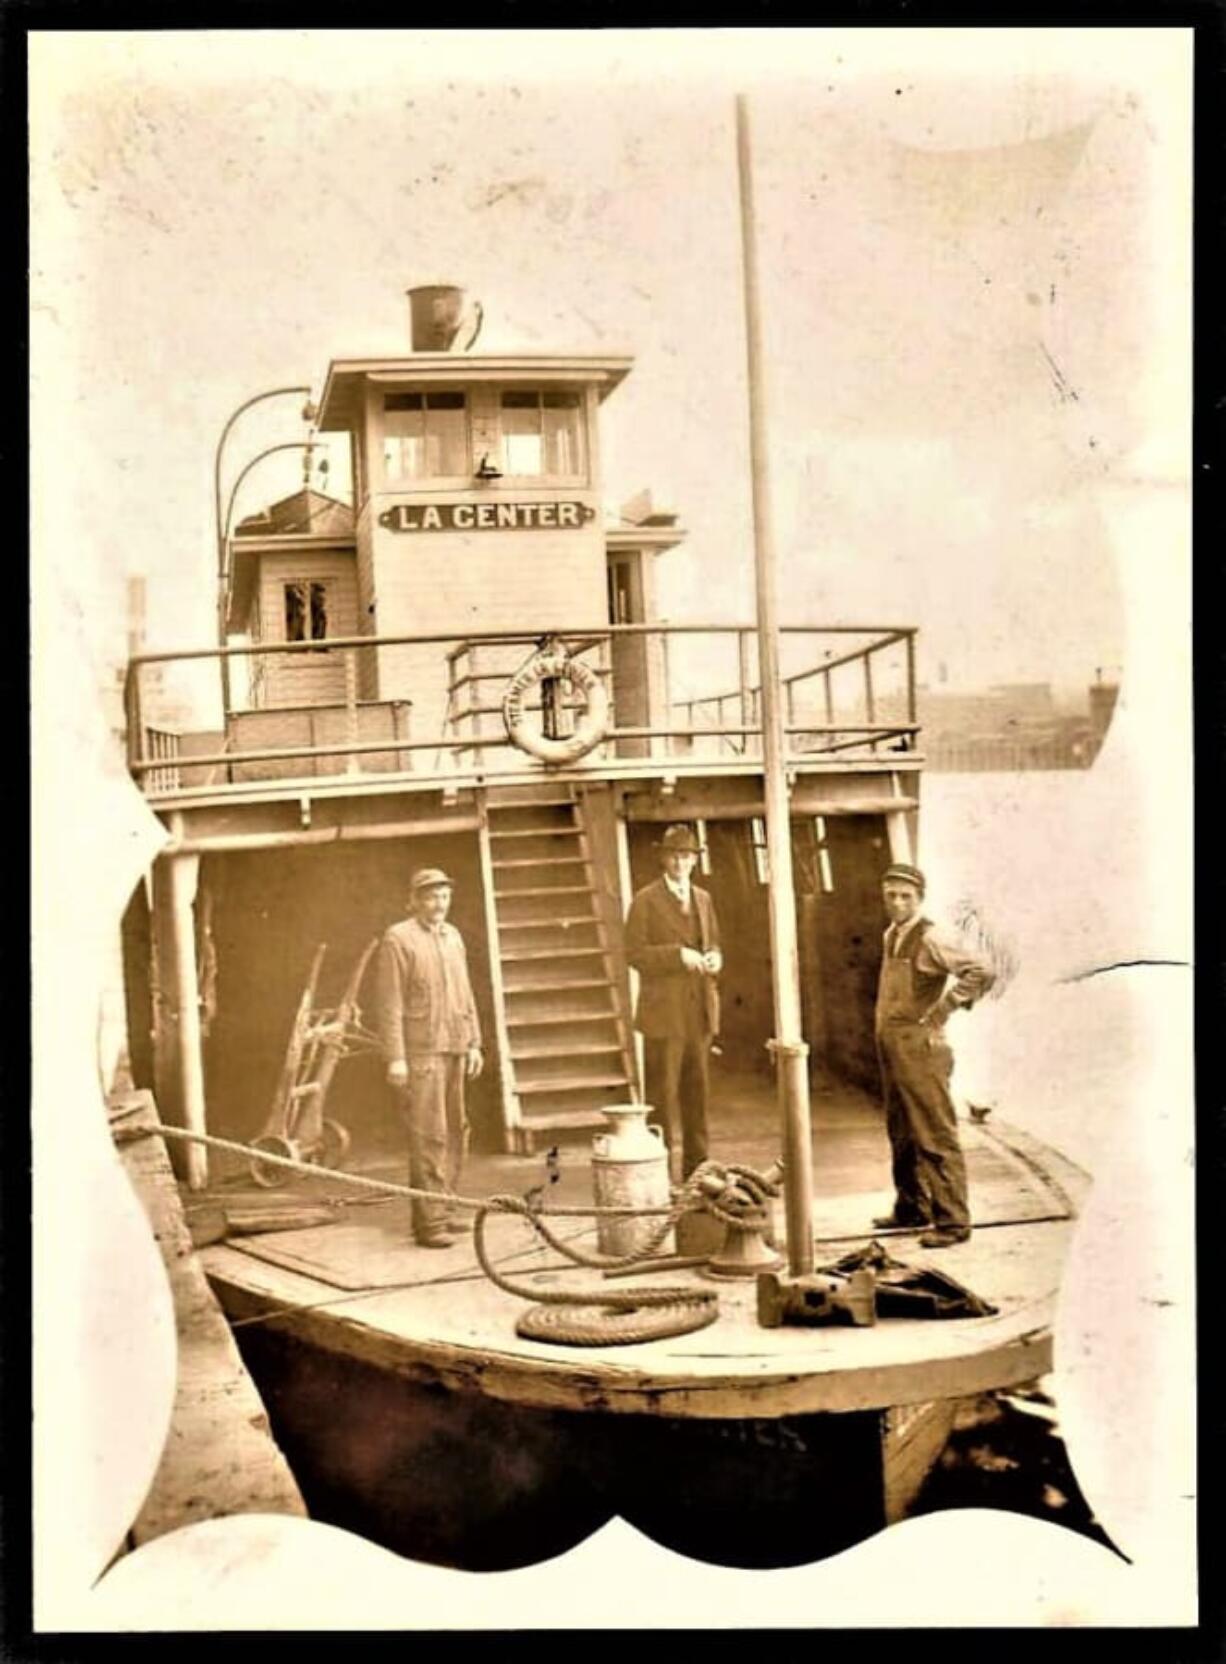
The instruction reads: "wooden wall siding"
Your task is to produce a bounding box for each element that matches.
[625,813,888,1088]
[347,368,607,737]
[199,835,502,1150]
[369,520,608,744]
[227,702,411,782]
[256,550,360,708]
[811,814,891,1091]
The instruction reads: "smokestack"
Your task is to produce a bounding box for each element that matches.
[405,285,484,352]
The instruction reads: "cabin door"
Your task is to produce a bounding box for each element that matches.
[606,552,650,757]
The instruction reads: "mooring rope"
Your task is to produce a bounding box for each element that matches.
[143,1122,675,1217]
[137,1121,781,1347]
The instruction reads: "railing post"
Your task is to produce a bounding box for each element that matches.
[343,649,360,775]
[785,680,796,757]
[738,629,753,757]
[166,849,209,1190]
[124,664,144,778]
[654,619,671,762]
[863,651,877,754]
[906,630,917,747]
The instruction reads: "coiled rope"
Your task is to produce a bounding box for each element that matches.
[138,1124,780,1348]
[473,1184,718,1345]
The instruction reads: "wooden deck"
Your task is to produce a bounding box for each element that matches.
[199,1080,1088,1421]
[111,1093,307,1543]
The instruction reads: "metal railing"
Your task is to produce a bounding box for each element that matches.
[123,621,920,795]
[676,626,918,760]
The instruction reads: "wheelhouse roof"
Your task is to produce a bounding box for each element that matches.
[316,354,634,430]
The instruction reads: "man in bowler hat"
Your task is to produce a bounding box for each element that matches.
[625,825,722,1180]
[376,867,483,1248]
[874,861,994,1248]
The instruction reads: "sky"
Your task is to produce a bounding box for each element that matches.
[31,28,1187,720]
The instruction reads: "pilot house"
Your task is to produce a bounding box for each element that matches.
[122,287,924,1185]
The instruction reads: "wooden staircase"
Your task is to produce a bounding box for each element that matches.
[479,783,639,1153]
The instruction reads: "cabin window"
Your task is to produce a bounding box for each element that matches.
[500,389,584,479]
[750,817,770,886]
[383,391,469,481]
[814,816,835,894]
[284,581,330,651]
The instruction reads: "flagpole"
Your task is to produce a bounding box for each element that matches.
[735,94,815,1276]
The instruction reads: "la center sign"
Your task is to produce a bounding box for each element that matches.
[379,501,596,534]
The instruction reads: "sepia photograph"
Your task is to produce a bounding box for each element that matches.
[29,26,1196,1631]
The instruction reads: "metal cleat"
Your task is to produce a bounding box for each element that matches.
[756,1266,877,1328]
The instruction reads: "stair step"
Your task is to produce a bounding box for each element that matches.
[512,1108,614,1133]
[498,916,599,932]
[510,1040,623,1060]
[486,785,576,806]
[494,885,591,900]
[503,976,611,995]
[489,827,580,840]
[506,995,617,1022]
[491,856,588,870]
[517,1073,633,1095]
[501,946,605,963]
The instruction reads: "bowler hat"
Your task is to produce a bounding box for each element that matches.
[656,824,701,854]
[410,866,455,892]
[882,861,926,893]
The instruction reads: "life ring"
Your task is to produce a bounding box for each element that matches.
[502,643,610,765]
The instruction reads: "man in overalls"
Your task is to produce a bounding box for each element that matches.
[873,861,994,1248]
[625,824,722,1181]
[376,867,483,1249]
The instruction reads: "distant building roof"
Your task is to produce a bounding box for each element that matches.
[235,489,355,540]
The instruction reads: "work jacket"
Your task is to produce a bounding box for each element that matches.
[375,916,481,1060]
[625,877,721,1039]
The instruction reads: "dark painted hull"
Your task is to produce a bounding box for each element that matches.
[233,1320,945,1571]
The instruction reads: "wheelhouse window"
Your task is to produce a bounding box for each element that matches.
[383,391,468,481]
[284,581,330,651]
[500,389,584,479]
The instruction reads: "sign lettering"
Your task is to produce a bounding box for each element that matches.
[379,501,595,534]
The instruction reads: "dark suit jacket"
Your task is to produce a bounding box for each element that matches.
[625,877,721,1039]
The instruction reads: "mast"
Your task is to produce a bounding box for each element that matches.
[735,95,816,1276]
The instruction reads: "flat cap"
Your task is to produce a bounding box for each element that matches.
[882,862,926,893]
[410,866,455,892]
[656,824,701,854]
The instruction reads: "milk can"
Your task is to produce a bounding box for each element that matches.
[591,1104,673,1258]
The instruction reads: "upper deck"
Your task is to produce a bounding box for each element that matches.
[125,618,924,816]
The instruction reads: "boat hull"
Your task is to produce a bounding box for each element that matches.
[230,1317,958,1570]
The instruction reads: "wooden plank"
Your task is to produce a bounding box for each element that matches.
[204,1244,1057,1420]
[882,1397,960,1523]
[112,1092,306,1543]
[476,792,522,1145]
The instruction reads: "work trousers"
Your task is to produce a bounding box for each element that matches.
[877,1025,969,1231]
[396,1053,469,1240]
[644,1033,711,1181]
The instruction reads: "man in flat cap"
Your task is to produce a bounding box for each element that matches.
[625,825,722,1180]
[376,867,483,1248]
[874,861,995,1248]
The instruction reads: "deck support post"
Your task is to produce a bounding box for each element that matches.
[885,807,914,865]
[736,94,815,1276]
[165,849,209,1190]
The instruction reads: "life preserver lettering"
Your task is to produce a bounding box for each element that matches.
[502,645,610,766]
